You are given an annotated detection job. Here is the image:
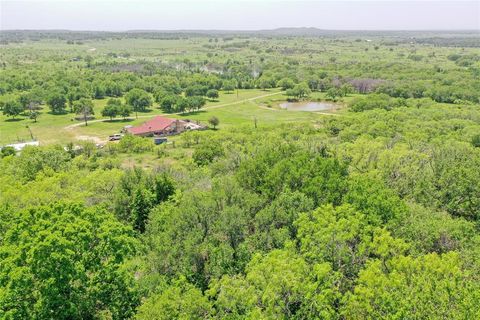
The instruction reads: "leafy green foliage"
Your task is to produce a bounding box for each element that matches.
[0,202,139,319]
[0,146,15,158]
[343,252,480,319]
[125,88,153,115]
[349,93,405,112]
[208,116,219,129]
[137,278,212,320]
[2,99,23,118]
[73,97,94,125]
[101,98,123,120]
[206,89,219,100]
[12,145,72,181]
[286,82,311,100]
[192,142,224,165]
[46,92,67,114]
[209,249,338,319]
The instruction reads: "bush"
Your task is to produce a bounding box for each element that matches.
[349,94,404,112]
[192,143,224,166]
[1,146,16,157]
[471,134,480,148]
[118,134,153,153]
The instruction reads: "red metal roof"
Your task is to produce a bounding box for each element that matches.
[127,116,176,135]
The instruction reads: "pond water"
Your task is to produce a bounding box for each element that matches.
[279,101,336,112]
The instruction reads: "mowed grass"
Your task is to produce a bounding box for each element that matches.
[0,88,343,146]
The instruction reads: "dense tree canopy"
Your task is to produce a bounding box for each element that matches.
[0,203,138,319]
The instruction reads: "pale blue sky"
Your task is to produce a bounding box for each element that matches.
[1,0,479,31]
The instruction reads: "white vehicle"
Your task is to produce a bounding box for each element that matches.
[108,133,123,141]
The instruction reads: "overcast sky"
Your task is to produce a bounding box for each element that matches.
[1,0,479,31]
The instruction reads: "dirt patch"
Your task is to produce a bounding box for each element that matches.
[75,135,105,144]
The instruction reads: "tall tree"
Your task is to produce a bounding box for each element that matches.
[206,89,219,100]
[2,99,23,119]
[125,88,152,119]
[73,98,94,126]
[46,92,67,114]
[208,116,219,129]
[101,98,123,120]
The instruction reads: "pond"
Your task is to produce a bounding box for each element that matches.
[279,101,337,112]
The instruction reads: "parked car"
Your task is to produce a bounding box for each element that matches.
[108,133,123,141]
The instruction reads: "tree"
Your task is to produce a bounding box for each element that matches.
[295,204,373,284]
[175,97,189,114]
[20,92,42,122]
[208,116,219,129]
[125,88,152,119]
[154,173,175,204]
[2,99,23,119]
[208,249,338,319]
[118,104,132,120]
[286,82,311,100]
[137,278,212,320]
[343,252,480,319]
[46,92,67,114]
[159,94,178,113]
[104,80,123,97]
[326,87,341,101]
[223,80,236,92]
[101,104,118,120]
[206,89,219,100]
[73,97,94,126]
[345,175,407,225]
[92,82,106,99]
[0,202,139,319]
[102,98,122,120]
[340,83,354,96]
[154,89,168,104]
[277,77,295,90]
[187,96,206,113]
[185,85,208,97]
[18,92,32,109]
[29,110,39,122]
[251,191,314,251]
[257,77,272,90]
[192,142,224,166]
[12,145,72,181]
[131,187,154,233]
[66,91,76,113]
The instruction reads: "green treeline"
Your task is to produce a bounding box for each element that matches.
[1,35,480,120]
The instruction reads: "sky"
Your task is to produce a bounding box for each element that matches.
[1,0,479,31]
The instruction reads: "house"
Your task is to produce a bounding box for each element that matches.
[126,116,185,136]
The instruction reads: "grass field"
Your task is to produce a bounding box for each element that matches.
[0,88,345,146]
